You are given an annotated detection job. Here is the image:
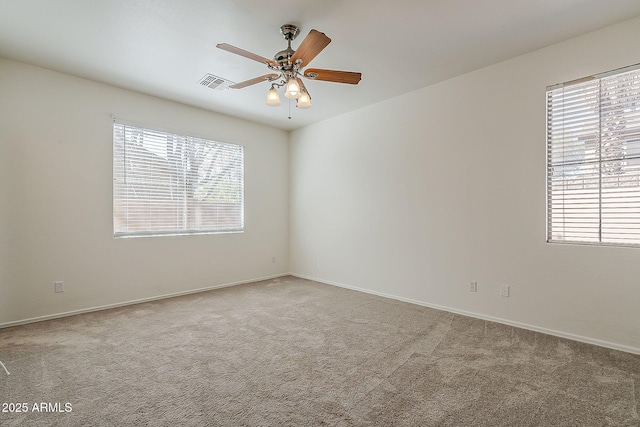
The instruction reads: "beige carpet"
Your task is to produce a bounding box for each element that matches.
[1,276,639,426]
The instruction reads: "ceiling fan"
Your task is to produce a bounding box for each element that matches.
[216,24,362,110]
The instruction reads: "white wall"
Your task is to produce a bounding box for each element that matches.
[2,17,639,354]
[290,17,640,353]
[0,58,289,325]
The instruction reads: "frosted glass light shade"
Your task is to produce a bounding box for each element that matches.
[284,78,301,99]
[296,91,312,109]
[266,88,281,106]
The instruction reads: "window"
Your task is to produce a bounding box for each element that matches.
[113,121,244,237]
[547,64,640,246]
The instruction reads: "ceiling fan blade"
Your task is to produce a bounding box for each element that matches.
[230,73,279,89]
[216,43,278,67]
[304,68,362,85]
[290,29,331,67]
[296,77,309,95]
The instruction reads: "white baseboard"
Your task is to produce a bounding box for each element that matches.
[0,273,289,329]
[5,271,638,356]
[289,273,640,356]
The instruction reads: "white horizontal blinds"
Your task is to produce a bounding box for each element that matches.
[600,71,640,244]
[547,66,640,245]
[113,122,244,236]
[547,80,601,243]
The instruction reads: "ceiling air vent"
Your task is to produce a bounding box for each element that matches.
[198,74,234,91]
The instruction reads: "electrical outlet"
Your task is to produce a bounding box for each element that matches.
[469,281,477,292]
[272,256,276,263]
[54,281,64,293]
[501,284,510,297]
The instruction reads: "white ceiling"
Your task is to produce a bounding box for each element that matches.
[1,0,640,131]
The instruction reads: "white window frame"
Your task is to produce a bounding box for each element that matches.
[546,64,640,247]
[113,120,244,238]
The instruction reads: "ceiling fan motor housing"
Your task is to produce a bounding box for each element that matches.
[274,47,295,67]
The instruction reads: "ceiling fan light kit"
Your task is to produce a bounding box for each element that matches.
[217,24,361,114]
[284,77,301,99]
[296,91,312,109]
[265,85,282,106]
